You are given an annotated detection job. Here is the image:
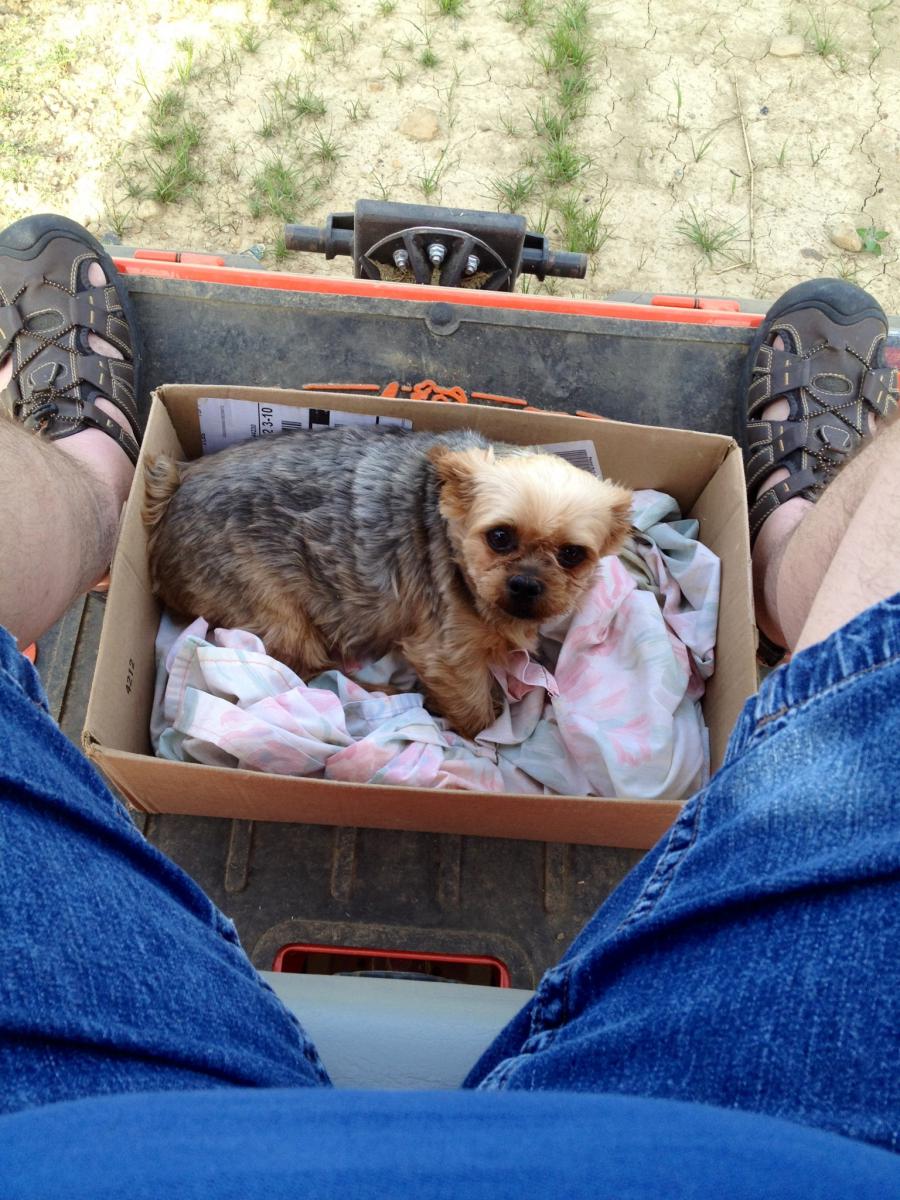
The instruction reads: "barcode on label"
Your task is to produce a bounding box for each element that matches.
[539,440,602,478]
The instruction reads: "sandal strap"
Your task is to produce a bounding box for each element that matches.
[860,365,899,416]
[20,389,140,465]
[65,284,132,356]
[747,346,814,409]
[748,469,821,544]
[0,301,24,359]
[744,413,849,494]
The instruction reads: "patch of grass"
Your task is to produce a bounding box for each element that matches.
[219,140,244,183]
[378,0,397,12]
[857,222,890,255]
[249,155,304,221]
[175,40,196,85]
[416,149,452,200]
[436,0,464,14]
[238,26,265,53]
[51,41,77,75]
[501,0,543,27]
[689,130,717,162]
[527,99,572,143]
[540,0,592,75]
[538,0,593,127]
[557,189,610,254]
[776,139,788,167]
[308,125,344,166]
[489,171,537,212]
[146,85,186,128]
[150,117,202,158]
[275,75,327,121]
[257,104,279,139]
[532,203,551,234]
[119,171,146,201]
[369,171,393,201]
[542,137,590,186]
[272,233,290,263]
[144,142,204,204]
[807,8,840,57]
[409,21,439,69]
[344,98,370,122]
[676,205,741,263]
[557,70,590,120]
[671,78,684,129]
[386,62,408,86]
[214,43,242,93]
[808,140,828,167]
[103,198,133,240]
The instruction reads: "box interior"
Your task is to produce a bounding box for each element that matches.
[84,385,757,848]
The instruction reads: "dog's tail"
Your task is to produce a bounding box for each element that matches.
[142,454,185,534]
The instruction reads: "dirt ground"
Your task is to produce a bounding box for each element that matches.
[1,0,898,309]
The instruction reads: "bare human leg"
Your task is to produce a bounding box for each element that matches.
[0,420,126,645]
[0,216,142,642]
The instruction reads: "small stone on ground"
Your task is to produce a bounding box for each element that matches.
[829,224,864,253]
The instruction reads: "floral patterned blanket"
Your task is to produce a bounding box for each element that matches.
[150,490,720,800]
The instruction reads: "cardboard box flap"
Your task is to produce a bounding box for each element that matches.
[691,443,757,766]
[92,747,685,850]
[83,399,183,756]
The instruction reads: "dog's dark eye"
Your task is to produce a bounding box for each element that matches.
[485,527,516,553]
[557,544,587,569]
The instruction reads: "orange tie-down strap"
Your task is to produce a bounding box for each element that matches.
[301,380,608,419]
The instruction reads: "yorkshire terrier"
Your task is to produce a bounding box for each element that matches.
[143,426,633,740]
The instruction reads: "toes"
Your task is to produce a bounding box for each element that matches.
[87,260,107,287]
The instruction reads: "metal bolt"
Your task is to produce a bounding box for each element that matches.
[427,242,446,266]
[392,248,409,271]
[464,254,480,276]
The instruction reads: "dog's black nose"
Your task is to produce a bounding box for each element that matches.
[507,574,544,598]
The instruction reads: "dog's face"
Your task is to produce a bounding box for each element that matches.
[431,445,633,624]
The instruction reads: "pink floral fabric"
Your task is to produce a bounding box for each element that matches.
[151,491,719,800]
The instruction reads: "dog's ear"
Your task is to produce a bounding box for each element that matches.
[428,445,493,520]
[598,482,634,557]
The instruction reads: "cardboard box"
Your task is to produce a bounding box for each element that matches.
[83,385,757,849]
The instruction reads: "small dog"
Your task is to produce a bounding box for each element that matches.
[144,426,632,739]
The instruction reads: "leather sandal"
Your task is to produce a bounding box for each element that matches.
[740,278,899,663]
[0,214,143,464]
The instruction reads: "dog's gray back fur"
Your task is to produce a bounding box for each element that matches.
[147,425,501,660]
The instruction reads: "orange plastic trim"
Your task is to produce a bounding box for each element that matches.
[21,642,37,664]
[133,249,178,262]
[180,251,226,266]
[651,294,742,312]
[111,256,763,329]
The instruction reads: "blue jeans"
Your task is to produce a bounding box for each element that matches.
[1,597,899,1196]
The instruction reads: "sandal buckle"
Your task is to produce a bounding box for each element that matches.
[26,399,58,432]
[22,388,61,434]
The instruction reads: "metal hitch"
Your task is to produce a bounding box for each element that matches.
[284,199,588,291]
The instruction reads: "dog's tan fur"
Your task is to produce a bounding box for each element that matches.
[144,427,632,739]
